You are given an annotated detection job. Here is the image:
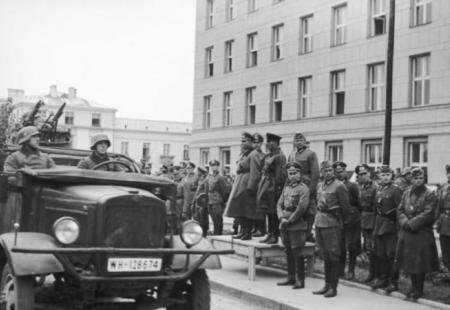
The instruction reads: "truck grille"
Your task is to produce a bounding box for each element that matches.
[103,196,166,248]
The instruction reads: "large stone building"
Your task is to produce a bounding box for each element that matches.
[7,86,191,169]
[191,0,450,183]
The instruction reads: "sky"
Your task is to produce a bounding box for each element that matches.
[0,0,196,122]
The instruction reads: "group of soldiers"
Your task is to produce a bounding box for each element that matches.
[223,130,450,300]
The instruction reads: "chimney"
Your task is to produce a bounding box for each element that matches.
[68,87,77,99]
[49,85,57,97]
[7,88,25,103]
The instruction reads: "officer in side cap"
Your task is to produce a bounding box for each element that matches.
[313,161,351,298]
[355,164,378,283]
[333,161,362,280]
[397,167,439,300]
[276,162,310,289]
[4,126,56,172]
[437,164,450,276]
[257,133,287,244]
[181,161,199,221]
[288,133,319,242]
[371,165,403,293]
[225,132,261,240]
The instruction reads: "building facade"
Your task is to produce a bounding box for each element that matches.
[191,0,450,183]
[7,86,191,169]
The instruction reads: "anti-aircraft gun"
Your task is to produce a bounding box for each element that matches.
[39,102,72,147]
[22,100,45,127]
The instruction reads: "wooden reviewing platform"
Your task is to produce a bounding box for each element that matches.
[210,235,315,281]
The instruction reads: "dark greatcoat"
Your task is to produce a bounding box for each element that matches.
[225,149,263,220]
[256,147,286,214]
[396,185,439,274]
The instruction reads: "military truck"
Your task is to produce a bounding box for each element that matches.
[0,144,233,309]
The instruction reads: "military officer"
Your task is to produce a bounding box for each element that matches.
[77,134,121,171]
[251,133,266,237]
[438,165,450,274]
[371,165,403,293]
[181,162,199,221]
[4,126,56,172]
[257,133,287,244]
[225,132,261,240]
[288,133,319,242]
[355,164,378,283]
[396,168,439,300]
[333,161,361,280]
[313,161,351,298]
[276,162,310,289]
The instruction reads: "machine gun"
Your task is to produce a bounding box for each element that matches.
[22,100,44,127]
[41,102,66,132]
[39,102,72,147]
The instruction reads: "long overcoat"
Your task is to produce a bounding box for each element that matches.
[396,186,439,274]
[225,149,263,220]
[256,148,286,214]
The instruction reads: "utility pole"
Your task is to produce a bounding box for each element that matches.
[383,0,396,165]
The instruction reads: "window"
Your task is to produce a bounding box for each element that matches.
[332,4,347,46]
[142,142,150,160]
[405,137,428,175]
[248,0,258,12]
[205,46,214,78]
[326,141,343,162]
[65,111,74,125]
[200,148,210,167]
[298,77,312,118]
[224,40,234,73]
[121,141,129,156]
[247,32,258,67]
[206,0,214,28]
[331,70,345,115]
[412,0,432,26]
[226,0,235,21]
[271,24,283,61]
[362,140,383,169]
[270,82,283,122]
[163,144,170,156]
[183,145,189,160]
[92,113,101,127]
[300,15,313,54]
[203,95,212,129]
[246,87,256,125]
[220,147,231,174]
[223,91,232,126]
[370,0,387,36]
[368,63,385,111]
[411,54,430,106]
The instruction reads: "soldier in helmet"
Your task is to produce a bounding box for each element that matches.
[4,126,56,172]
[77,134,120,171]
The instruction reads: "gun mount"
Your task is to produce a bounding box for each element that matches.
[39,102,72,148]
[22,100,44,127]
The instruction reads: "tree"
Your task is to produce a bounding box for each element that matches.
[0,99,15,171]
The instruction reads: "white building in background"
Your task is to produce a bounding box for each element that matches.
[6,85,191,169]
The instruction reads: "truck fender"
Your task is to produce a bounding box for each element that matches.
[170,236,222,270]
[0,232,64,276]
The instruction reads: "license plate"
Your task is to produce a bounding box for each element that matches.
[107,257,162,272]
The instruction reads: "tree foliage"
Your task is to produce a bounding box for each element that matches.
[0,99,15,171]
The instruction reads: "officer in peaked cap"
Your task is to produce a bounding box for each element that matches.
[333,161,361,280]
[276,161,310,289]
[257,132,286,244]
[4,126,56,172]
[77,133,121,171]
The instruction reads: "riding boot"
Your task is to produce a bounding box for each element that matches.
[277,248,295,286]
[240,219,252,240]
[347,251,357,280]
[324,260,338,297]
[313,260,330,294]
[292,253,305,289]
[371,258,389,289]
[412,273,425,300]
[385,259,399,293]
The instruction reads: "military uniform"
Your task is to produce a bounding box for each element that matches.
[77,152,121,171]
[193,174,209,236]
[276,165,310,289]
[4,148,55,172]
[397,172,439,299]
[372,181,402,289]
[181,172,198,220]
[438,181,450,271]
[257,139,286,243]
[314,176,351,296]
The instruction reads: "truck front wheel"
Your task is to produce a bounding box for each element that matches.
[168,269,210,310]
[0,263,35,310]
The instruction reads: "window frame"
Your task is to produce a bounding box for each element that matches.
[410,53,430,107]
[247,32,258,67]
[298,76,312,118]
[203,95,212,129]
[224,40,234,73]
[121,141,129,156]
[404,137,428,174]
[206,0,214,29]
[245,86,256,125]
[332,4,347,46]
[361,139,383,169]
[91,113,101,127]
[65,111,74,125]
[220,147,231,174]
[325,141,343,162]
[299,14,313,54]
[248,0,258,13]
[270,81,283,122]
[369,0,387,36]
[205,46,214,78]
[331,70,346,116]
[142,142,150,160]
[271,24,284,61]
[226,0,235,21]
[367,62,386,111]
[411,0,432,27]
[200,148,210,167]
[163,143,170,156]
[223,91,232,127]
[183,144,190,161]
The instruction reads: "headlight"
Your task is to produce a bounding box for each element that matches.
[180,220,203,247]
[53,217,80,245]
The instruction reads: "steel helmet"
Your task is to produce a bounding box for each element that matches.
[17,126,40,145]
[90,134,111,150]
